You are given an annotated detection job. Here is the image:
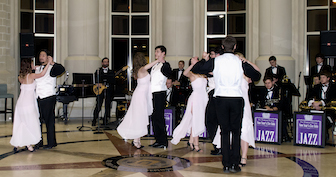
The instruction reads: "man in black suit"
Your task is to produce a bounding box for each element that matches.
[172,60,189,87]
[92,57,115,126]
[259,77,281,111]
[307,72,336,138]
[264,56,286,86]
[309,53,331,78]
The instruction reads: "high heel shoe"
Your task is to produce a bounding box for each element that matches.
[13,147,18,153]
[194,144,203,152]
[239,158,247,167]
[27,146,35,152]
[132,141,144,149]
[189,143,195,151]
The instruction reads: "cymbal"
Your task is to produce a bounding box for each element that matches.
[73,84,93,87]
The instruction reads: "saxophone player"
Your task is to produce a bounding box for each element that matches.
[307,72,336,140]
[259,77,281,111]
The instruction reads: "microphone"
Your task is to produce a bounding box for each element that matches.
[63,71,69,85]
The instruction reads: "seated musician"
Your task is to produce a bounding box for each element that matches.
[259,77,293,142]
[259,77,281,111]
[307,72,336,139]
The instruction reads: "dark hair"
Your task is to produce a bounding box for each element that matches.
[222,36,237,52]
[102,57,109,63]
[269,56,276,61]
[155,45,167,55]
[132,52,147,79]
[263,76,273,83]
[39,49,52,57]
[178,60,185,65]
[315,53,325,60]
[19,58,32,79]
[319,71,331,79]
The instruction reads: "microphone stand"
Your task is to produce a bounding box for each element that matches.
[77,79,92,131]
[297,71,301,111]
[94,68,104,134]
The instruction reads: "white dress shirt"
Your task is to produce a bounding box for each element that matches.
[213,53,243,97]
[150,62,168,93]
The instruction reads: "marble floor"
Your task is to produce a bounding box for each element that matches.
[0,118,335,177]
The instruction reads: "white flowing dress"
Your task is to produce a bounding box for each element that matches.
[10,75,42,147]
[117,74,153,139]
[213,78,255,148]
[171,77,208,145]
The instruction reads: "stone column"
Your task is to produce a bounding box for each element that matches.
[65,0,101,75]
[161,0,194,69]
[254,0,295,85]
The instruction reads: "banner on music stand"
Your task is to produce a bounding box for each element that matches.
[253,110,282,144]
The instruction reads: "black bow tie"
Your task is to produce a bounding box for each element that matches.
[272,66,277,69]
[323,84,328,87]
[267,89,273,92]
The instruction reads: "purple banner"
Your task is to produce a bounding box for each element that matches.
[254,112,279,143]
[295,114,322,146]
[150,109,173,136]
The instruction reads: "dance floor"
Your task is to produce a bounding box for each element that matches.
[0,118,335,177]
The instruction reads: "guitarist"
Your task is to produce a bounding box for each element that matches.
[92,57,115,126]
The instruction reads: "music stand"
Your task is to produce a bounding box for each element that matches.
[73,73,93,131]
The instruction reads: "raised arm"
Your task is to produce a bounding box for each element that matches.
[183,57,198,78]
[142,59,160,71]
[31,56,52,79]
[240,56,260,72]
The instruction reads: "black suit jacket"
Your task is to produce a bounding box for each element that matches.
[94,68,115,87]
[259,86,281,108]
[264,65,286,83]
[309,64,331,77]
[172,68,189,87]
[307,83,336,104]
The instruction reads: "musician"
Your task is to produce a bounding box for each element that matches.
[172,60,189,87]
[259,77,281,111]
[309,53,331,78]
[307,72,336,138]
[35,49,65,149]
[166,78,174,106]
[92,57,115,126]
[264,56,286,86]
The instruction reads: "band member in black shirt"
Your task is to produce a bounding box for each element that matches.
[92,57,115,126]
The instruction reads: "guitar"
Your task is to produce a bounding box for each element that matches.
[93,66,129,95]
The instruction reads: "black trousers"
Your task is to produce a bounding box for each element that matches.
[206,89,218,142]
[152,91,168,145]
[37,95,57,147]
[93,87,114,121]
[215,97,244,167]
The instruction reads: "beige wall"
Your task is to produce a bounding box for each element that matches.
[0,0,19,121]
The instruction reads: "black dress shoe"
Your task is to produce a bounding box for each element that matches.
[210,148,222,155]
[92,120,96,126]
[13,147,18,153]
[223,166,230,173]
[43,144,57,150]
[149,142,160,147]
[230,164,241,173]
[153,144,167,148]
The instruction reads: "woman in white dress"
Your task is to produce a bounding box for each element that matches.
[171,57,208,152]
[10,58,51,152]
[117,52,160,148]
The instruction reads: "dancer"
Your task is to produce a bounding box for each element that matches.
[10,58,51,152]
[117,53,159,148]
[171,57,208,152]
[212,53,260,167]
[35,49,65,149]
[149,45,172,148]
